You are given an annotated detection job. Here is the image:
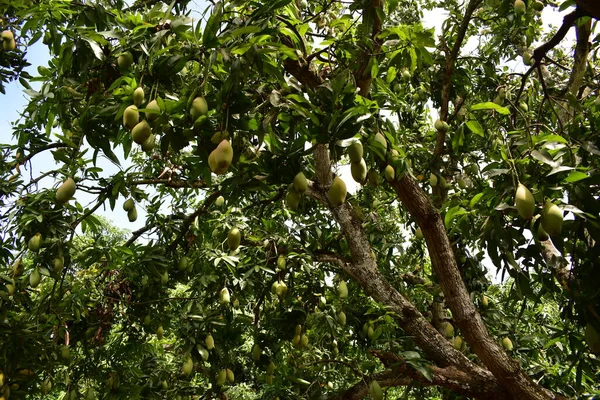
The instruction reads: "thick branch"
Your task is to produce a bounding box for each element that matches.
[532,9,584,68]
[566,18,591,96]
[355,0,383,97]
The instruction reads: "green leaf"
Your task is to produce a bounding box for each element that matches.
[563,171,588,183]
[466,120,484,137]
[470,102,511,115]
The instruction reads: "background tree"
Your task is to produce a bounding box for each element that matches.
[0,0,599,399]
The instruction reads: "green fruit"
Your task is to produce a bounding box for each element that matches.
[457,178,467,189]
[277,254,286,270]
[178,256,189,271]
[429,173,438,187]
[452,336,463,350]
[123,105,139,130]
[215,195,225,207]
[53,257,64,273]
[295,324,302,335]
[6,283,16,295]
[12,257,24,276]
[252,343,261,361]
[384,165,395,182]
[585,323,600,354]
[515,184,535,219]
[401,68,411,80]
[541,201,563,236]
[156,326,164,339]
[228,227,241,251]
[220,287,230,304]
[226,368,234,383]
[440,321,454,338]
[537,224,549,241]
[199,347,209,361]
[267,361,276,374]
[28,233,42,252]
[373,132,387,156]
[439,176,448,188]
[318,295,327,310]
[328,176,347,206]
[160,271,168,285]
[85,388,96,400]
[60,345,70,359]
[133,87,144,105]
[367,169,379,187]
[502,337,513,351]
[293,172,308,193]
[208,139,233,175]
[532,0,544,11]
[141,134,156,152]
[161,380,168,390]
[30,268,41,288]
[514,0,526,14]
[41,378,52,395]
[369,380,383,400]
[123,198,134,211]
[337,311,346,326]
[481,295,489,307]
[127,207,138,222]
[300,334,308,348]
[56,177,76,203]
[415,227,423,239]
[3,36,15,51]
[338,281,348,298]
[145,99,161,120]
[434,119,446,131]
[117,52,133,69]
[523,51,534,65]
[350,159,367,183]
[205,334,215,350]
[286,189,301,209]
[182,356,194,376]
[143,315,151,325]
[2,30,14,42]
[132,120,152,145]
[216,370,227,385]
[190,97,208,120]
[292,334,301,346]
[347,141,363,162]
[266,374,274,384]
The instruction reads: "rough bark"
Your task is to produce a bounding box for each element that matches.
[576,0,600,19]
[566,18,591,96]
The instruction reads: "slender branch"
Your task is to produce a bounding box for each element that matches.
[168,191,220,251]
[131,178,207,188]
[15,143,70,167]
[532,9,584,69]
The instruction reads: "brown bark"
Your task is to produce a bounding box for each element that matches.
[566,18,591,96]
[576,0,600,19]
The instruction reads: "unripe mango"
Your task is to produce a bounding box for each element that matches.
[53,257,64,272]
[429,173,438,187]
[514,0,526,14]
[373,132,387,157]
[208,139,233,174]
[156,326,164,339]
[123,105,139,130]
[28,233,42,252]
[118,52,133,69]
[338,281,348,298]
[434,119,446,131]
[367,169,379,187]
[220,287,230,304]
[515,184,534,219]
[178,256,189,271]
[293,172,308,193]
[415,228,423,239]
[182,356,194,376]
[141,134,156,152]
[347,141,363,162]
[205,333,215,350]
[369,380,383,400]
[585,323,600,354]
[215,195,225,207]
[30,268,41,288]
[56,177,77,203]
[228,227,241,251]
[351,159,367,183]
[123,198,134,211]
[127,207,137,222]
[226,368,234,383]
[452,336,463,350]
[502,337,513,351]
[440,321,454,338]
[132,120,151,145]
[541,201,563,236]
[300,334,308,348]
[133,87,144,105]
[328,176,347,206]
[481,295,489,307]
[145,99,161,120]
[337,311,346,326]
[277,255,286,270]
[537,224,549,241]
[286,189,301,209]
[252,343,261,361]
[384,165,395,182]
[190,97,208,121]
[216,369,227,385]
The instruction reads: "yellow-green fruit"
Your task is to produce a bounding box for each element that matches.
[369,380,383,400]
[267,361,276,374]
[351,159,367,183]
[145,99,161,120]
[132,120,151,145]
[337,311,346,326]
[537,224,549,241]
[457,178,467,189]
[160,271,168,285]
[118,52,133,69]
[514,0,526,14]
[338,281,348,298]
[143,315,151,325]
[56,177,77,203]
[252,343,261,361]
[368,169,379,187]
[133,87,144,106]
[60,345,70,359]
[141,134,156,152]
[584,323,600,354]
[123,198,134,211]
[2,30,14,42]
[266,374,274,384]
[41,378,52,395]
[541,201,563,236]
[293,172,308,193]
[277,255,286,270]
[190,97,209,120]
[127,207,137,222]
[226,368,234,383]
[205,333,215,350]
[292,334,301,346]
[215,195,225,207]
[295,324,302,335]
[220,287,231,304]
[515,184,535,219]
[373,132,387,156]
[216,369,227,385]
[532,0,544,11]
[300,334,309,348]
[328,176,347,206]
[28,233,42,252]
[434,119,446,131]
[415,227,423,240]
[441,322,454,338]
[452,336,463,350]
[182,356,194,376]
[481,295,489,307]
[208,139,233,174]
[30,268,41,288]
[347,141,363,163]
[123,105,139,130]
[2,31,15,51]
[318,295,327,310]
[6,283,16,295]
[286,189,301,209]
[502,337,513,351]
[367,326,375,339]
[228,227,241,251]
[156,326,164,339]
[85,388,96,400]
[199,347,209,361]
[429,173,438,187]
[53,257,64,272]
[12,258,24,276]
[384,165,395,182]
[178,256,189,271]
[161,380,168,390]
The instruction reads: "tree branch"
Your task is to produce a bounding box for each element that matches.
[131,178,207,188]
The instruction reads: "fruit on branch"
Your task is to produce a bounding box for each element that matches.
[182,356,193,376]
[123,105,139,130]
[252,343,261,361]
[190,96,208,121]
[452,336,463,350]
[267,361,276,374]
[502,337,513,351]
[328,176,347,206]
[541,201,563,236]
[226,369,234,383]
[41,378,52,395]
[205,334,215,350]
[401,68,411,80]
[585,323,600,354]
[215,195,225,207]
[415,227,423,239]
[56,177,77,203]
[373,132,387,156]
[216,369,227,385]
[337,311,346,326]
[228,227,241,251]
[141,135,155,152]
[53,257,64,273]
[429,173,438,187]
[132,120,151,145]
[532,0,544,11]
[537,224,549,241]
[145,99,160,120]
[481,295,489,307]
[515,183,535,219]
[6,283,15,295]
[351,158,367,183]
[300,334,309,348]
[347,141,363,162]
[369,380,383,400]
[514,0,526,14]
[156,326,164,339]
[133,87,144,106]
[208,139,233,175]
[384,165,395,182]
[293,172,308,193]
[338,280,348,298]
[440,321,454,338]
[160,271,168,285]
[523,51,534,65]
[118,52,133,69]
[277,255,286,270]
[2,30,16,51]
[286,189,301,209]
[127,204,138,222]
[123,198,134,211]
[29,268,41,288]
[368,169,379,187]
[28,233,42,252]
[434,119,447,132]
[220,287,230,304]
[178,256,189,271]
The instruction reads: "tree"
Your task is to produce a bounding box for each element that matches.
[1,0,599,399]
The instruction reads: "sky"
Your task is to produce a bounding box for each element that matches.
[0,2,584,247]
